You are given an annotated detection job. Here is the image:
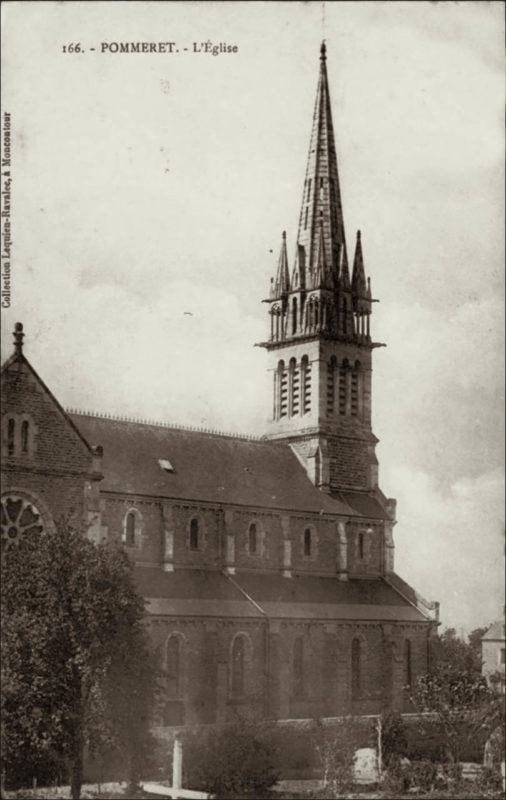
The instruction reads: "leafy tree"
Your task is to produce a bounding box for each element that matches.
[1,518,157,799]
[410,666,503,765]
[432,626,488,676]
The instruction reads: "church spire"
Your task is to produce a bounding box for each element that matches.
[273,230,290,297]
[294,40,347,291]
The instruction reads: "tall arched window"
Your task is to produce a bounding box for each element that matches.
[327,356,336,416]
[303,528,312,558]
[248,523,257,555]
[358,532,364,560]
[404,639,412,689]
[125,511,136,547]
[301,355,311,414]
[189,518,200,550]
[21,420,29,453]
[166,635,181,697]
[292,297,298,335]
[351,638,361,698]
[351,361,360,416]
[279,360,288,418]
[231,635,246,697]
[7,418,15,455]
[339,360,348,415]
[293,637,304,698]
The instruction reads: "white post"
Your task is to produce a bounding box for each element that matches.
[173,735,183,791]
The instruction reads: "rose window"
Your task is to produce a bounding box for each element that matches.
[1,496,44,551]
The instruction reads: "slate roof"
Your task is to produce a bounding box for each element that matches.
[70,412,385,518]
[135,567,426,622]
[482,620,506,641]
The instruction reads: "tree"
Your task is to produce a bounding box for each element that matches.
[410,666,503,765]
[432,626,488,676]
[1,517,156,799]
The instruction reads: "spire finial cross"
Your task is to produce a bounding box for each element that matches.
[13,322,24,356]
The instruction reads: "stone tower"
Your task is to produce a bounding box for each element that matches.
[260,43,382,496]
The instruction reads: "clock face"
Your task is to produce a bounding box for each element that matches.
[1,495,44,552]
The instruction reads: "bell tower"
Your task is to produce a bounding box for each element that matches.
[259,43,384,495]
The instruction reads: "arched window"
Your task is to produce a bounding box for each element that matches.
[358,531,364,560]
[314,299,319,328]
[166,635,181,697]
[304,528,312,558]
[404,639,412,689]
[327,356,336,416]
[125,511,136,547]
[7,418,15,455]
[351,638,361,698]
[351,361,360,416]
[293,637,304,698]
[248,523,257,555]
[21,420,29,453]
[292,297,298,335]
[279,360,288,418]
[301,355,311,414]
[189,518,200,550]
[339,359,348,415]
[231,635,246,697]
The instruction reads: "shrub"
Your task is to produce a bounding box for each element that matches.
[410,759,438,792]
[182,721,279,798]
[476,765,503,795]
[314,717,372,795]
[380,712,408,767]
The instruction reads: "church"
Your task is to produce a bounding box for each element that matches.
[1,43,438,728]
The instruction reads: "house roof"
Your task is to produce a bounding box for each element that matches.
[70,412,386,518]
[135,567,427,622]
[482,620,506,641]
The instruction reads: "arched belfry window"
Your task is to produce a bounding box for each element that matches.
[248,522,257,555]
[327,356,337,416]
[339,359,348,415]
[351,638,361,698]
[404,639,412,689]
[189,517,200,550]
[278,360,288,419]
[166,635,182,697]
[301,355,311,415]
[122,508,142,548]
[358,531,365,560]
[351,360,361,417]
[231,634,247,697]
[293,637,304,698]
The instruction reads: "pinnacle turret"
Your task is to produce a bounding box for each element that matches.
[272,231,290,298]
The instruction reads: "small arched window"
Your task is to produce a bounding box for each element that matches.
[248,523,257,555]
[293,637,304,698]
[351,638,361,698]
[166,635,181,697]
[21,420,29,453]
[304,528,312,558]
[189,518,200,550]
[231,635,246,697]
[292,297,298,335]
[358,532,364,560]
[404,639,412,689]
[125,511,136,547]
[7,418,15,455]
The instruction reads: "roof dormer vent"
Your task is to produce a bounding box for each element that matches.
[158,459,175,473]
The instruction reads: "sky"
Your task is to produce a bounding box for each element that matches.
[1,1,504,634]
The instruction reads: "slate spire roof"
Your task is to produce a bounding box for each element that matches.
[294,40,347,291]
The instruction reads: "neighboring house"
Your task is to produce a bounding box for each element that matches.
[1,43,439,729]
[481,617,506,694]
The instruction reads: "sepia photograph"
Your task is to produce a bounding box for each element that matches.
[1,2,504,798]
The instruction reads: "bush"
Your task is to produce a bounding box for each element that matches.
[182,721,279,798]
[381,712,408,767]
[477,765,503,795]
[410,759,438,792]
